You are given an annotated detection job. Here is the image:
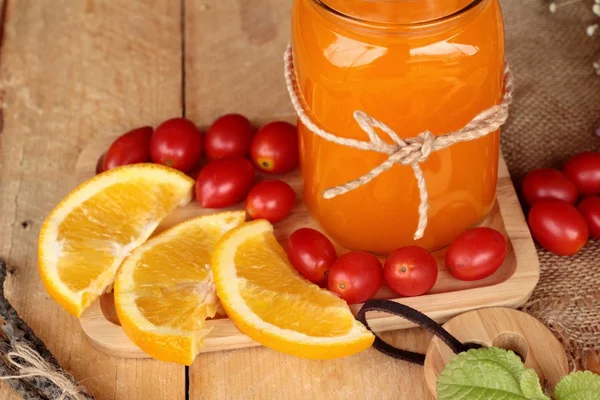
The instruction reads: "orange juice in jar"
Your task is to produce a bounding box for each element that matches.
[291,0,506,254]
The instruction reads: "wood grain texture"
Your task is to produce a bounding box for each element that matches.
[178,1,540,398]
[191,328,434,400]
[424,308,570,398]
[184,0,293,122]
[0,1,589,399]
[0,1,184,399]
[76,137,540,362]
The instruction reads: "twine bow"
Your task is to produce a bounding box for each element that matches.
[284,44,514,240]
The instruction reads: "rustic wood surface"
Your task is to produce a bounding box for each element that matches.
[0,1,185,399]
[0,1,596,400]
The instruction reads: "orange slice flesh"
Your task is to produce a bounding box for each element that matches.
[38,164,195,317]
[211,220,374,359]
[114,211,246,365]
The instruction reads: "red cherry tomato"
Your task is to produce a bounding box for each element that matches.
[521,168,578,205]
[383,246,438,297]
[250,121,299,174]
[195,156,255,208]
[528,199,588,256]
[186,163,204,181]
[577,196,600,238]
[204,114,253,160]
[96,153,106,175]
[328,251,383,304]
[287,228,337,286]
[102,126,153,171]
[245,180,296,223]
[150,118,203,173]
[445,227,507,281]
[563,152,600,196]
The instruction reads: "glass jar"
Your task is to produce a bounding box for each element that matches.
[291,0,505,254]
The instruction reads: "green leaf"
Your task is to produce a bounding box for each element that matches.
[520,368,550,400]
[554,371,600,400]
[437,347,530,400]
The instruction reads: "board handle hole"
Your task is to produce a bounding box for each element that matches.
[462,340,489,350]
[492,332,529,362]
[462,341,487,351]
[462,334,528,363]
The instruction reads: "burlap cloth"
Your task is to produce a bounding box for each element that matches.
[500,0,600,368]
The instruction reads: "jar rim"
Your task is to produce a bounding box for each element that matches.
[311,0,487,28]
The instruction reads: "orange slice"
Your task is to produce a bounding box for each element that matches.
[38,164,194,317]
[211,220,374,359]
[114,211,246,365]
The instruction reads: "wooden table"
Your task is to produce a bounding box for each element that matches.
[0,1,434,398]
[0,1,595,399]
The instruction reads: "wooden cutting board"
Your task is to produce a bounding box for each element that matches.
[74,134,540,358]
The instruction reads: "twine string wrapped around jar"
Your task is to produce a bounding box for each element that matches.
[284,44,515,240]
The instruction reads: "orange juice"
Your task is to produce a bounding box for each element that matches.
[291,0,505,254]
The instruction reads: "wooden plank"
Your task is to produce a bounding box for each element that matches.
[0,2,16,397]
[184,0,294,123]
[181,1,445,399]
[191,328,433,400]
[182,0,587,398]
[0,1,184,399]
